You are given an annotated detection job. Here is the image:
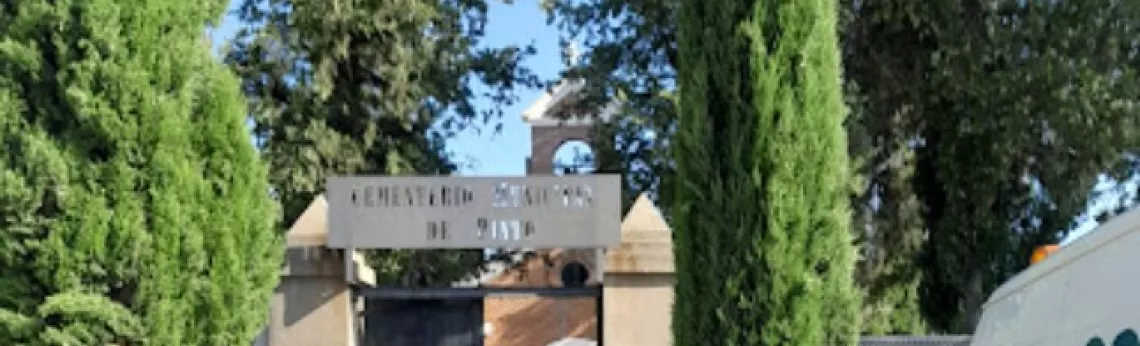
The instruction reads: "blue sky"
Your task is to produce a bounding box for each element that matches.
[437,2,565,177]
[207,1,1110,244]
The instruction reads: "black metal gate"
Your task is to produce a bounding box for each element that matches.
[357,286,603,346]
[363,297,484,346]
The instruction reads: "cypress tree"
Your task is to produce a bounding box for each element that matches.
[672,0,860,344]
[0,1,280,344]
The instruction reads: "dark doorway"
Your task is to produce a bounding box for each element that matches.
[363,298,484,346]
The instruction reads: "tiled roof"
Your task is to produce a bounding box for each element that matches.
[483,249,599,346]
[859,335,972,346]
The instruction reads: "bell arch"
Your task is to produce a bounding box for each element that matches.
[552,139,597,175]
[521,79,618,176]
[529,125,595,175]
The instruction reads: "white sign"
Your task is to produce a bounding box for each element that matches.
[325,175,622,249]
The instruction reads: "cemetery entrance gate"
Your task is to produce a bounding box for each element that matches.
[324,175,622,346]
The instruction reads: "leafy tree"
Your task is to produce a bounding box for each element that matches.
[0,0,280,344]
[839,1,935,334]
[671,0,860,344]
[844,0,1140,332]
[907,0,1140,331]
[556,0,1140,334]
[226,0,540,286]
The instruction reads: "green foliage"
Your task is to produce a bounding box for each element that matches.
[557,0,1140,334]
[0,292,144,345]
[839,0,934,334]
[846,0,1140,332]
[671,0,860,344]
[547,0,923,334]
[0,0,281,344]
[226,0,539,286]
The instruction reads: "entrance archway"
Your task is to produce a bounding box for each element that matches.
[325,175,622,346]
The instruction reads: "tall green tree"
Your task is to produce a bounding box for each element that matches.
[839,1,934,334]
[556,0,1140,334]
[546,0,925,333]
[843,0,1140,332]
[0,0,280,344]
[908,0,1140,331]
[226,0,539,286]
[671,0,860,344]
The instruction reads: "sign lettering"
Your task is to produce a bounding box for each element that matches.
[326,175,621,249]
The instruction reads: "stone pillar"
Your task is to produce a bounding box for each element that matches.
[604,194,675,346]
[262,196,375,346]
[268,247,356,346]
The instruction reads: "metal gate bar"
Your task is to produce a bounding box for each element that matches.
[357,285,603,299]
[355,285,605,346]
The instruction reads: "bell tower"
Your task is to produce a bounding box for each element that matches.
[481,77,620,345]
[522,42,619,175]
[522,81,591,174]
[521,88,619,174]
